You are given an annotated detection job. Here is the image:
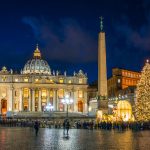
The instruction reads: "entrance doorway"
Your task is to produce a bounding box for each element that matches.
[78,101,83,112]
[1,99,7,115]
[23,100,28,111]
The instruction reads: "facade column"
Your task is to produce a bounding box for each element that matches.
[49,90,53,105]
[53,90,56,111]
[32,89,35,112]
[28,89,31,111]
[84,90,88,113]
[71,91,74,112]
[55,89,58,111]
[8,88,12,111]
[9,86,14,111]
[73,90,78,112]
[56,90,59,111]
[0,98,0,113]
[19,88,23,111]
[12,87,14,111]
[47,89,50,104]
[38,89,42,111]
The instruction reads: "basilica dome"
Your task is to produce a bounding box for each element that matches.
[23,45,51,75]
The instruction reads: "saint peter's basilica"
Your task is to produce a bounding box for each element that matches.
[0,45,88,115]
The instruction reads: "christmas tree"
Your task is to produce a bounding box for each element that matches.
[135,60,150,121]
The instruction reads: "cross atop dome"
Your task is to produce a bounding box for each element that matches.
[33,44,41,59]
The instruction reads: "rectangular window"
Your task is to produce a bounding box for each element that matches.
[50,79,54,83]
[50,90,53,97]
[59,78,64,83]
[118,79,121,83]
[58,89,64,98]
[35,90,39,98]
[23,88,29,98]
[79,78,83,84]
[68,80,72,84]
[35,78,38,82]
[42,89,47,98]
[2,76,6,82]
[78,90,83,98]
[15,78,18,82]
[24,78,28,82]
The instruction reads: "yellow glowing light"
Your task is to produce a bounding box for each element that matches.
[79,78,83,84]
[33,44,41,58]
[78,90,83,98]
[50,79,53,83]
[24,78,28,82]
[88,106,92,112]
[68,80,72,84]
[35,78,38,82]
[97,110,103,119]
[59,79,64,83]
[115,100,134,122]
[15,78,18,82]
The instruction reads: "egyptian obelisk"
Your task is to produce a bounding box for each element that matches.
[98,17,108,113]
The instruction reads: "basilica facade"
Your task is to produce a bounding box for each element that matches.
[0,45,88,115]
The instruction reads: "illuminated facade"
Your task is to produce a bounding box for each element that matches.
[108,68,141,97]
[0,45,88,115]
[108,68,141,119]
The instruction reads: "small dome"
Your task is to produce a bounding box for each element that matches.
[23,45,51,75]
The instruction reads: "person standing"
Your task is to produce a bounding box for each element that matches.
[34,121,40,136]
[63,119,66,135]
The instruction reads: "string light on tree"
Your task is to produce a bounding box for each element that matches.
[135,59,150,121]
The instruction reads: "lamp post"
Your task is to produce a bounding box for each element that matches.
[62,94,73,118]
[44,103,54,112]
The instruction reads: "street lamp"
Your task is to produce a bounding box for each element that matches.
[44,103,54,112]
[62,94,73,118]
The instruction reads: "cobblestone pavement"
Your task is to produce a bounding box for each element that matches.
[0,128,150,150]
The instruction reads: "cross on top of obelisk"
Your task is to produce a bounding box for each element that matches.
[99,16,104,31]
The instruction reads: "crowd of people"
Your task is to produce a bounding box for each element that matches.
[76,121,150,131]
[0,118,150,131]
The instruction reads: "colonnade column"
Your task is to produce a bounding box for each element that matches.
[32,89,35,112]
[19,88,23,111]
[38,89,41,111]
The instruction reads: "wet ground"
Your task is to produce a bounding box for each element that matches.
[0,127,150,150]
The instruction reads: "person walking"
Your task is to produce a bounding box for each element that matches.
[34,121,40,136]
[66,120,70,135]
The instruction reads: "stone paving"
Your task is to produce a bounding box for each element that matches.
[0,127,150,150]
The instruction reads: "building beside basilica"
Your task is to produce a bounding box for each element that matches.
[0,45,88,115]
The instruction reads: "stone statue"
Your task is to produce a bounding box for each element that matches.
[10,69,13,74]
[56,70,59,76]
[64,71,66,76]
[53,70,55,76]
